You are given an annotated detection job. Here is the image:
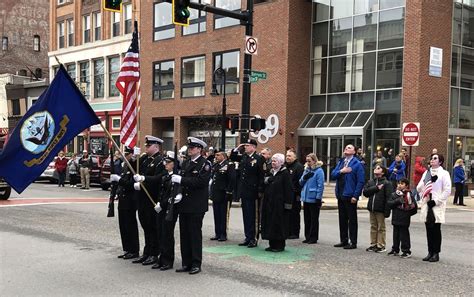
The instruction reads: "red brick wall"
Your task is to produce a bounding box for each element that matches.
[402,0,453,180]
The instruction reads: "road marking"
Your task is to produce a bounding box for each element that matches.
[0,198,109,207]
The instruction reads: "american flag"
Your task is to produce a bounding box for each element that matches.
[116,21,140,148]
[421,180,433,200]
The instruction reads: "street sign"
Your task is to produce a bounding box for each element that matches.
[245,36,258,55]
[250,70,267,83]
[402,122,420,146]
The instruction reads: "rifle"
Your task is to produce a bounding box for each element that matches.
[165,142,179,221]
[107,146,115,217]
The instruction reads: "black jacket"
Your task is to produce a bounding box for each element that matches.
[136,152,167,208]
[387,190,417,226]
[231,151,264,200]
[117,159,137,211]
[210,159,236,203]
[177,155,212,214]
[363,177,393,215]
[285,160,304,196]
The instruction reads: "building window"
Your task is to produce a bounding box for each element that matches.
[33,35,40,51]
[67,19,74,46]
[182,56,205,98]
[94,12,101,41]
[2,36,8,51]
[58,0,66,5]
[213,50,240,94]
[153,2,174,41]
[112,118,121,129]
[79,61,90,100]
[311,59,327,95]
[124,4,133,34]
[83,15,91,43]
[376,49,403,89]
[351,52,376,91]
[153,60,175,100]
[353,12,377,53]
[328,55,351,93]
[378,8,404,49]
[112,12,121,37]
[215,0,240,29]
[94,59,104,98]
[109,57,120,97]
[375,89,401,128]
[66,63,76,81]
[58,22,65,49]
[183,0,208,36]
[330,17,352,56]
[461,47,474,89]
[11,99,20,116]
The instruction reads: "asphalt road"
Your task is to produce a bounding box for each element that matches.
[1,183,473,296]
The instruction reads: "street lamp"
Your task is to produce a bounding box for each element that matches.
[211,67,226,151]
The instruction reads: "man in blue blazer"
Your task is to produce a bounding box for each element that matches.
[331,144,365,249]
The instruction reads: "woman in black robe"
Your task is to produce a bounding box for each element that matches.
[261,153,294,252]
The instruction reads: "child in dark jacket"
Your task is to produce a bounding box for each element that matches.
[363,165,393,253]
[387,178,417,258]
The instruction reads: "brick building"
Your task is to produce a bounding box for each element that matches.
[139,0,473,182]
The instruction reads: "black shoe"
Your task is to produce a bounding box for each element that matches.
[388,250,399,256]
[271,248,284,252]
[160,264,173,271]
[238,241,250,246]
[210,236,219,241]
[151,263,163,269]
[287,235,299,240]
[460,204,467,206]
[117,253,127,258]
[343,244,357,249]
[366,246,377,252]
[422,253,433,261]
[176,266,191,273]
[400,252,412,259]
[132,255,148,263]
[247,240,257,248]
[428,253,439,262]
[123,253,139,260]
[302,239,309,243]
[142,256,158,266]
[265,247,273,251]
[307,240,318,244]
[218,237,227,242]
[334,242,348,248]
[189,267,201,275]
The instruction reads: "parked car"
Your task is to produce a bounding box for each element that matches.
[100,157,111,190]
[0,149,12,200]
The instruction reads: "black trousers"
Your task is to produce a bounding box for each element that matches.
[303,201,321,241]
[212,199,228,239]
[453,183,464,205]
[58,171,66,186]
[179,212,205,269]
[118,208,139,253]
[157,209,178,266]
[138,206,159,256]
[392,225,411,253]
[241,198,256,241]
[337,198,358,245]
[425,223,442,254]
[69,174,78,186]
[288,195,301,237]
[269,240,285,250]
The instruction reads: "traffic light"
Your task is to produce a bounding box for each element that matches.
[103,0,122,13]
[250,118,266,132]
[226,117,239,134]
[172,0,190,26]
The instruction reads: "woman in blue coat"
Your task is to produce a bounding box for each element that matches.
[299,153,325,244]
[453,159,466,206]
[388,154,406,189]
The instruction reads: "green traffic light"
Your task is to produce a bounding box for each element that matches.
[178,8,190,18]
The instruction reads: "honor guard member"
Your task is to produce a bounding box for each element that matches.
[152,154,180,271]
[210,149,236,242]
[230,139,265,248]
[110,146,140,260]
[171,137,211,275]
[132,135,167,266]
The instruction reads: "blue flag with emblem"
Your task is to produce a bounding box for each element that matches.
[0,65,101,194]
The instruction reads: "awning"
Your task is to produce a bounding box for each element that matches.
[297,111,374,136]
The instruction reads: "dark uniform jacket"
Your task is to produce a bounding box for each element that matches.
[117,159,137,210]
[363,177,393,215]
[137,152,166,206]
[210,159,236,203]
[230,151,264,200]
[261,167,293,240]
[285,161,304,197]
[177,155,212,214]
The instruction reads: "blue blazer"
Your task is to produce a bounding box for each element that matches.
[299,167,324,203]
[330,157,365,200]
[453,166,465,184]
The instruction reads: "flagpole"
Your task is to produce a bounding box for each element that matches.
[99,122,156,207]
[134,20,140,176]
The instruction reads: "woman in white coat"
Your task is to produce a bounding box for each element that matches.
[416,154,451,263]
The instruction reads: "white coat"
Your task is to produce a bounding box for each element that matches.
[416,167,451,224]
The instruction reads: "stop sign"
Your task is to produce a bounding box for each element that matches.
[402,122,420,146]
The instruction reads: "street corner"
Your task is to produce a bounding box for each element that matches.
[204,244,314,265]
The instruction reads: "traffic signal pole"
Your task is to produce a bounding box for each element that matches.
[168,0,254,142]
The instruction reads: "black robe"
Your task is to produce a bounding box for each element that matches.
[261,167,293,241]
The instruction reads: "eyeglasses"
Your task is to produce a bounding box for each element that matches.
[431,156,438,160]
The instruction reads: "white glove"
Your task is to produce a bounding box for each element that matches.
[171,174,182,184]
[174,194,182,204]
[110,174,121,182]
[134,174,145,182]
[134,147,141,155]
[154,202,162,214]
[133,182,141,191]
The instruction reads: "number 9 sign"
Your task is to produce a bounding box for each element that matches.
[250,114,279,144]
